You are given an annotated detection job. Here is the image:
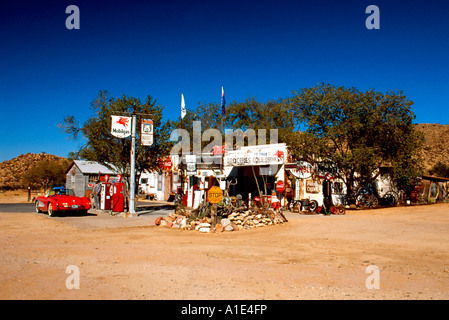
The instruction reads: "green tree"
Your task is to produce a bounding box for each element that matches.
[429,161,449,178]
[22,159,69,191]
[168,97,296,153]
[288,83,424,201]
[60,90,172,196]
[226,97,296,146]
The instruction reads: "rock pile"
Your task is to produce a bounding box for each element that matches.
[155,208,287,233]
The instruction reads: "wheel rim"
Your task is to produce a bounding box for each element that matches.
[48,204,53,216]
[35,201,40,213]
[309,200,318,211]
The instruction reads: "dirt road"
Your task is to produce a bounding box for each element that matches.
[0,199,448,300]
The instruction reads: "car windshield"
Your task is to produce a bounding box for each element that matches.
[47,188,75,196]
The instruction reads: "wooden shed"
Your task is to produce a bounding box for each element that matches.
[65,160,118,197]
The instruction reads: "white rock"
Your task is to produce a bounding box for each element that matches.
[221,219,231,227]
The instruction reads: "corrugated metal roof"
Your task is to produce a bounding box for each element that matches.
[73,160,118,175]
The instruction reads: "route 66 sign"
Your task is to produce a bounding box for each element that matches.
[141,119,153,146]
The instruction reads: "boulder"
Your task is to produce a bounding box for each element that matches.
[215,223,224,233]
[221,218,231,228]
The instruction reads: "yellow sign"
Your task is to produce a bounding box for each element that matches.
[207,186,223,204]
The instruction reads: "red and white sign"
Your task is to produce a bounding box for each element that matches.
[164,156,172,170]
[276,181,285,193]
[289,161,313,179]
[111,115,131,138]
[212,145,225,155]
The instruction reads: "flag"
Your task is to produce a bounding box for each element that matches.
[221,86,226,115]
[181,93,186,119]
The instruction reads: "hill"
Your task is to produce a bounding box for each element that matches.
[414,123,449,172]
[0,153,68,190]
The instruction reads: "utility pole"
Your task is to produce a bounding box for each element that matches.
[129,113,137,215]
[111,106,152,217]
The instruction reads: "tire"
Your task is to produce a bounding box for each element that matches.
[35,201,42,213]
[367,195,378,208]
[337,206,346,215]
[309,200,319,212]
[383,192,398,206]
[48,203,56,217]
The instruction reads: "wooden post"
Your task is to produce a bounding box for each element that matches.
[211,203,218,227]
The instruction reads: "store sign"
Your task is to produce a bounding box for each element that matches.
[306,181,320,193]
[289,161,313,179]
[224,150,283,167]
[141,119,154,146]
[111,116,131,138]
[316,161,341,179]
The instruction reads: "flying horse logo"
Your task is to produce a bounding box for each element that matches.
[115,117,129,128]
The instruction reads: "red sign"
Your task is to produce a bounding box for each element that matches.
[164,156,172,169]
[213,145,226,155]
[276,181,285,193]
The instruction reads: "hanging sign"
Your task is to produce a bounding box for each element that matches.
[315,161,341,179]
[289,161,313,179]
[111,116,131,138]
[141,119,154,146]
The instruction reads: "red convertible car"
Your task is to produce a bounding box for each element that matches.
[35,187,91,216]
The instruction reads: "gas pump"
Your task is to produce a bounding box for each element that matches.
[100,175,112,210]
[112,174,125,212]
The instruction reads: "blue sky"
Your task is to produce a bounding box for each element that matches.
[1,0,448,162]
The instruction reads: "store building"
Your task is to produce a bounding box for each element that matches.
[176,143,288,208]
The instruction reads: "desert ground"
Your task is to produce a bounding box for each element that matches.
[0,190,448,300]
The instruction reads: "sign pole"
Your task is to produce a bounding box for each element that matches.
[129,114,137,215]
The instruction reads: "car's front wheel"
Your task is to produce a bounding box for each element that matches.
[35,201,42,213]
[48,203,56,217]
